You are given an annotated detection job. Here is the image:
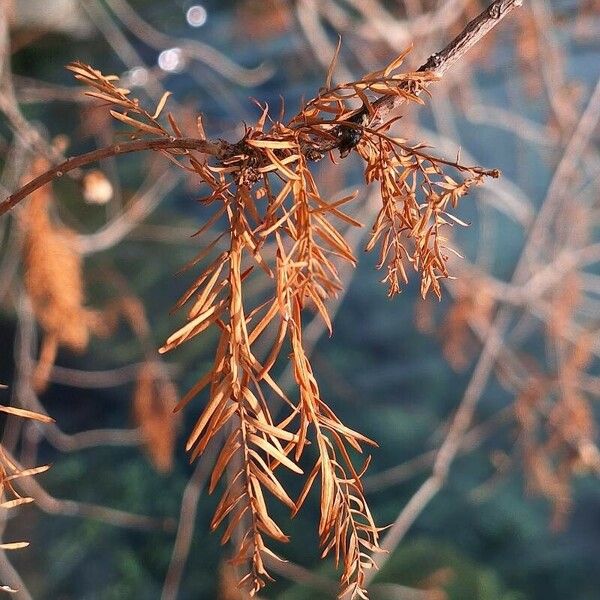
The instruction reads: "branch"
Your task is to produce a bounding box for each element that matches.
[76,168,182,255]
[362,407,512,492]
[5,449,175,532]
[362,313,511,587]
[0,0,523,219]
[418,0,523,77]
[48,363,162,388]
[357,0,524,129]
[0,137,223,216]
[161,443,217,600]
[0,551,31,600]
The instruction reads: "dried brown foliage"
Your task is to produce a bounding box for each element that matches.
[64,48,499,598]
[133,361,181,474]
[515,328,598,529]
[524,271,599,529]
[414,277,496,371]
[20,156,93,392]
[20,158,155,393]
[0,395,53,592]
[417,264,600,530]
[440,280,495,371]
[514,8,544,97]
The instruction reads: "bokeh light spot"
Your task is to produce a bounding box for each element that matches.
[186,5,208,28]
[158,48,184,73]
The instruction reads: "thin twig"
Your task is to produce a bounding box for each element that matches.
[76,167,182,255]
[363,407,512,492]
[0,551,31,600]
[366,0,525,128]
[161,443,217,600]
[4,449,174,532]
[0,137,223,216]
[49,362,177,389]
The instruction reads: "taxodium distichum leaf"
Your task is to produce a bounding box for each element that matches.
[64,45,499,598]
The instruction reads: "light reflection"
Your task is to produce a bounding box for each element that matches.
[158,48,184,73]
[186,5,208,28]
[123,66,149,87]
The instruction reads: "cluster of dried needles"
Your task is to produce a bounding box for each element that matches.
[0,395,53,592]
[8,35,502,597]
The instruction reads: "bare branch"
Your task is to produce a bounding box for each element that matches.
[5,449,174,532]
[0,138,223,216]
[161,444,217,600]
[361,0,525,128]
